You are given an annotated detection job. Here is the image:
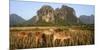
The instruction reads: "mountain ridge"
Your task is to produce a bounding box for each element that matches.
[10,5,94,27]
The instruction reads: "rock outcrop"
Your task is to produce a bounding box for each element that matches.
[37,5,55,23]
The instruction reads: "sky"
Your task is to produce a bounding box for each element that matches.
[10,1,95,20]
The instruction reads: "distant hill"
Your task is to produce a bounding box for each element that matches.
[79,15,94,24]
[22,16,39,26]
[10,14,26,26]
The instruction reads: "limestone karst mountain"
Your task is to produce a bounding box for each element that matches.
[54,5,78,25]
[36,5,78,26]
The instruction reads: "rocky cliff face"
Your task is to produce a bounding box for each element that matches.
[37,5,55,23]
[55,5,77,24]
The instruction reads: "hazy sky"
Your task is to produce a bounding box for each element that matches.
[10,1,95,20]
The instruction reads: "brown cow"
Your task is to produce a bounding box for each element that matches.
[17,31,28,38]
[52,32,71,46]
[34,32,43,47]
